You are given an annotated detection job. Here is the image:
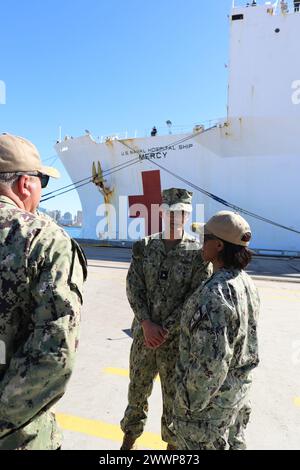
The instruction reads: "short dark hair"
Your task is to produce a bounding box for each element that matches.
[218,239,253,270]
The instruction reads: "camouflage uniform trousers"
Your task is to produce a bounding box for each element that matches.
[121,326,180,446]
[228,402,251,450]
[173,401,251,450]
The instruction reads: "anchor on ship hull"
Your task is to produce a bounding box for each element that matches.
[92,161,114,204]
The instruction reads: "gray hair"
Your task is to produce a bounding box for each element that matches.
[0,172,19,186]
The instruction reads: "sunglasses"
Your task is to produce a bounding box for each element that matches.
[38,174,50,189]
[16,172,50,188]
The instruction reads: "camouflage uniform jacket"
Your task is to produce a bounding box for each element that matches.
[174,268,260,420]
[0,196,87,450]
[127,232,212,332]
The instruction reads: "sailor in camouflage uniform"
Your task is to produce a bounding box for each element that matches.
[120,189,212,450]
[0,133,87,450]
[172,211,260,450]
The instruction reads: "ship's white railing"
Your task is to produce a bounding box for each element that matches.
[232,0,300,14]
[273,0,300,13]
[96,118,224,143]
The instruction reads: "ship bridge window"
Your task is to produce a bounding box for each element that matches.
[232,14,244,20]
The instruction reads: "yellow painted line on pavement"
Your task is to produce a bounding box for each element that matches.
[294,397,300,407]
[104,367,160,382]
[56,413,166,450]
[104,367,129,378]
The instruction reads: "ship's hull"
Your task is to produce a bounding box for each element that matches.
[55,116,300,255]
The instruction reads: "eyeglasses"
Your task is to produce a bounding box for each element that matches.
[15,172,50,188]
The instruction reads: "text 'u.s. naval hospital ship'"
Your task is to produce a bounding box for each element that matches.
[54,0,300,256]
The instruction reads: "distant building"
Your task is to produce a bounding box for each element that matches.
[61,212,73,226]
[74,210,83,226]
[55,210,62,223]
[38,208,80,226]
[48,210,61,223]
[38,207,62,225]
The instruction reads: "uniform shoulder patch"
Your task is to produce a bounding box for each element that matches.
[189,304,209,331]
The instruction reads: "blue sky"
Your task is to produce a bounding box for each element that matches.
[0,0,233,216]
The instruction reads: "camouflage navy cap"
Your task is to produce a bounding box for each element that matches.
[162,188,193,213]
[0,133,60,178]
[192,211,251,247]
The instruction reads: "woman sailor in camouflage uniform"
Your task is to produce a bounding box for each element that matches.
[172,211,260,450]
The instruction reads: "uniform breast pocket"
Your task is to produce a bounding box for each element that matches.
[142,257,160,284]
[172,262,193,284]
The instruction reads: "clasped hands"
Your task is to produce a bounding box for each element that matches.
[141,319,169,349]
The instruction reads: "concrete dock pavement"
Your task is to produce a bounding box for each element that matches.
[82,245,300,282]
[55,247,300,450]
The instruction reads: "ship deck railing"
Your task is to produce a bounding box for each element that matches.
[232,1,300,15]
[94,118,224,143]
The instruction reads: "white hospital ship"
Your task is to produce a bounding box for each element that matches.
[55,1,300,255]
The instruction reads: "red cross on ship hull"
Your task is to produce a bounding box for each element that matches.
[128,170,162,236]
